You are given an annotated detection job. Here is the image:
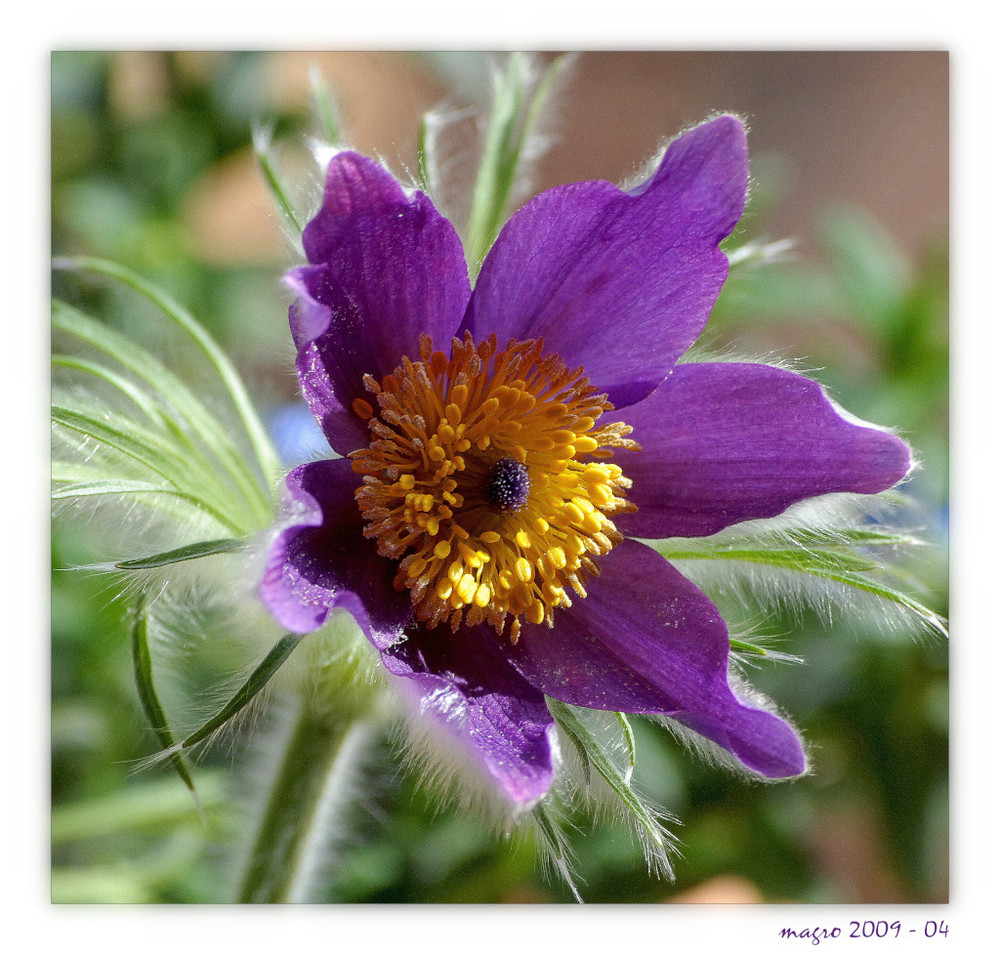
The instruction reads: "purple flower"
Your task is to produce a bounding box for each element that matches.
[261,116,911,808]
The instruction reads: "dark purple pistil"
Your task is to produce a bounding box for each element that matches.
[485,457,531,513]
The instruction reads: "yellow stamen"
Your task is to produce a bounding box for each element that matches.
[351,333,637,639]
[433,540,451,560]
[351,397,375,420]
[515,557,534,583]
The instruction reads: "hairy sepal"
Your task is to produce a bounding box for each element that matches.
[548,701,679,881]
[657,493,947,641]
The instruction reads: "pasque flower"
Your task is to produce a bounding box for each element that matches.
[261,115,911,807]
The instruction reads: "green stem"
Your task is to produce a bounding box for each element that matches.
[237,697,379,903]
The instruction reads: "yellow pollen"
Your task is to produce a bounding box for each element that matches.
[563,502,586,524]
[433,540,451,560]
[351,333,637,639]
[407,556,427,578]
[456,574,478,603]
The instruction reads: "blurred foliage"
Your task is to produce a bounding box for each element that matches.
[51,51,947,904]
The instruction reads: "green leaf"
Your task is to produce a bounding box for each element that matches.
[53,353,168,425]
[309,66,341,145]
[53,352,237,512]
[51,476,222,534]
[615,711,638,784]
[52,258,282,496]
[799,567,948,637]
[254,124,305,234]
[52,403,201,492]
[52,300,274,530]
[116,537,245,570]
[416,112,433,194]
[52,404,245,535]
[548,700,668,853]
[664,544,880,575]
[464,53,570,273]
[530,800,582,903]
[131,591,197,795]
[52,477,180,500]
[180,633,304,750]
[656,513,947,639]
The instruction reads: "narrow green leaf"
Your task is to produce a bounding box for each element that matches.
[53,478,176,499]
[53,300,274,528]
[254,125,305,233]
[54,301,214,442]
[52,259,282,494]
[416,112,433,193]
[54,351,226,499]
[180,634,304,750]
[53,354,166,425]
[557,712,593,786]
[615,711,638,784]
[52,396,239,529]
[465,54,569,273]
[131,592,197,794]
[52,404,244,534]
[116,538,245,570]
[309,66,341,145]
[466,54,525,264]
[659,526,947,638]
[788,525,914,547]
[665,545,880,574]
[531,800,582,903]
[726,237,796,270]
[548,699,665,849]
[51,476,222,532]
[51,460,108,483]
[801,568,948,637]
[53,404,196,485]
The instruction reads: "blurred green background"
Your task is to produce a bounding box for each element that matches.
[51,51,948,903]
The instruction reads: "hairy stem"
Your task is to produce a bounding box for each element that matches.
[235,620,385,903]
[237,694,380,903]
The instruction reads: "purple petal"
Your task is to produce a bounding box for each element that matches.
[288,152,471,454]
[461,115,747,408]
[260,458,412,640]
[381,622,556,807]
[614,362,913,539]
[507,540,805,778]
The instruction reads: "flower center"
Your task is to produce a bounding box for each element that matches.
[485,457,531,513]
[350,332,637,643]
